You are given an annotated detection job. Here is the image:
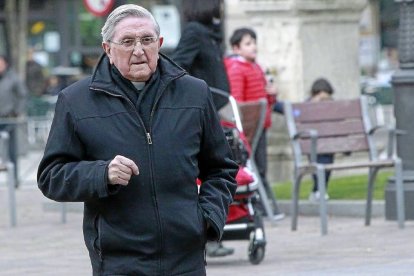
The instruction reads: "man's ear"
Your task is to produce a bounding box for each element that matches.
[232,45,240,54]
[158,36,164,48]
[102,42,113,64]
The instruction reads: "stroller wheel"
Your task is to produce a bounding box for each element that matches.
[248,245,265,265]
[248,231,266,265]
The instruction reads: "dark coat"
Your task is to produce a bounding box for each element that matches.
[37,54,238,275]
[172,21,230,110]
[0,68,28,117]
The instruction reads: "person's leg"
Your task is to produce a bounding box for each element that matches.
[310,154,334,200]
[0,123,19,186]
[206,241,234,257]
[255,130,269,191]
[273,101,284,114]
[254,129,280,214]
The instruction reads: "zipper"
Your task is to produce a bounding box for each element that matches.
[147,144,162,273]
[91,72,185,274]
[147,73,185,140]
[145,76,182,274]
[146,132,152,144]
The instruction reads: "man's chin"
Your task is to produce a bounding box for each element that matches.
[127,70,151,82]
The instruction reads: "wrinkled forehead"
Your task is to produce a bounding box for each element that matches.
[114,16,158,38]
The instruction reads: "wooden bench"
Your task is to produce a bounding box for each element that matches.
[284,96,405,235]
[0,131,17,227]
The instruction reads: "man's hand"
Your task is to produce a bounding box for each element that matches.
[107,155,139,185]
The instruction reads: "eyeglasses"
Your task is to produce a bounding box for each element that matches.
[108,36,158,50]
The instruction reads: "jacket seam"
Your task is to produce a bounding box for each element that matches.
[158,106,203,110]
[76,111,131,122]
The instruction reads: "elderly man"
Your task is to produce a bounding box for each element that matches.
[37,4,237,276]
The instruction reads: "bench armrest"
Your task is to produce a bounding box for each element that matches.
[368,125,406,158]
[386,128,406,159]
[368,125,386,135]
[293,129,318,163]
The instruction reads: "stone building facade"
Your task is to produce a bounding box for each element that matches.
[224,0,368,182]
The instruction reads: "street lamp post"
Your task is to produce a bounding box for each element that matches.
[386,0,414,220]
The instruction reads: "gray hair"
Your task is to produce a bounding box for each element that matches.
[101,4,160,43]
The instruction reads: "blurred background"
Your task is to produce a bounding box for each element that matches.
[0,0,400,183]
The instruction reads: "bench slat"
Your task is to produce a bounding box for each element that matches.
[300,135,369,154]
[297,119,365,138]
[292,99,361,123]
[238,101,266,147]
[299,159,394,172]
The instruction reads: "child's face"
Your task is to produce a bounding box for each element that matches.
[311,91,332,102]
[233,34,257,62]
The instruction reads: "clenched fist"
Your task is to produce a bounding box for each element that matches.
[107,155,139,185]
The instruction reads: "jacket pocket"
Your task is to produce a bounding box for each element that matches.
[92,214,103,258]
[197,203,207,245]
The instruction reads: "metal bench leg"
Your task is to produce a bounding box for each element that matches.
[317,165,328,235]
[365,167,378,226]
[7,162,16,227]
[395,159,405,229]
[291,170,301,231]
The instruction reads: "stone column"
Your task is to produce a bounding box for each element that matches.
[386,0,414,220]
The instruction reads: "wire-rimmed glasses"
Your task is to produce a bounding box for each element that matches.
[108,36,158,50]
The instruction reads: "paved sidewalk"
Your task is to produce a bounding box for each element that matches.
[0,150,413,275]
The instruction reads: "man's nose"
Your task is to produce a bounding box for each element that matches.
[132,42,144,55]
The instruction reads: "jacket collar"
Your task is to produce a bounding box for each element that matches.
[89,52,185,95]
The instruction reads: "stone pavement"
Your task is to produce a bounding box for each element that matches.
[0,149,413,275]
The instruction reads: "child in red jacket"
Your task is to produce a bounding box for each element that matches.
[225,28,280,215]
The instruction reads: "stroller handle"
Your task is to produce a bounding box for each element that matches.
[209,87,244,132]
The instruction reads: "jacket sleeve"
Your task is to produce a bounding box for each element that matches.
[37,92,112,202]
[198,86,238,241]
[13,73,28,115]
[226,62,246,102]
[172,25,201,72]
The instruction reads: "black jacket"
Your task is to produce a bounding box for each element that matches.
[173,21,230,110]
[37,54,238,275]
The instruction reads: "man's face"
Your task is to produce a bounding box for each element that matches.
[233,34,257,62]
[102,16,163,82]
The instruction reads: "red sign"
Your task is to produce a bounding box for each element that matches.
[83,0,115,17]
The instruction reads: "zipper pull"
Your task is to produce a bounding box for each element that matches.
[146,132,153,145]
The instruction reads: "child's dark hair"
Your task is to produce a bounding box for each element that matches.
[310,78,334,96]
[183,0,222,24]
[230,28,257,47]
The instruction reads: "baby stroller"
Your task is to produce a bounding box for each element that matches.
[211,88,266,265]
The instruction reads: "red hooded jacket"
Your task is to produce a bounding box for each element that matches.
[224,55,274,128]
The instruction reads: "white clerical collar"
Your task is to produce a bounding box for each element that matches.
[132,81,145,91]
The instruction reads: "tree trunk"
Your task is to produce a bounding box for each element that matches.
[18,0,29,81]
[5,0,29,80]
